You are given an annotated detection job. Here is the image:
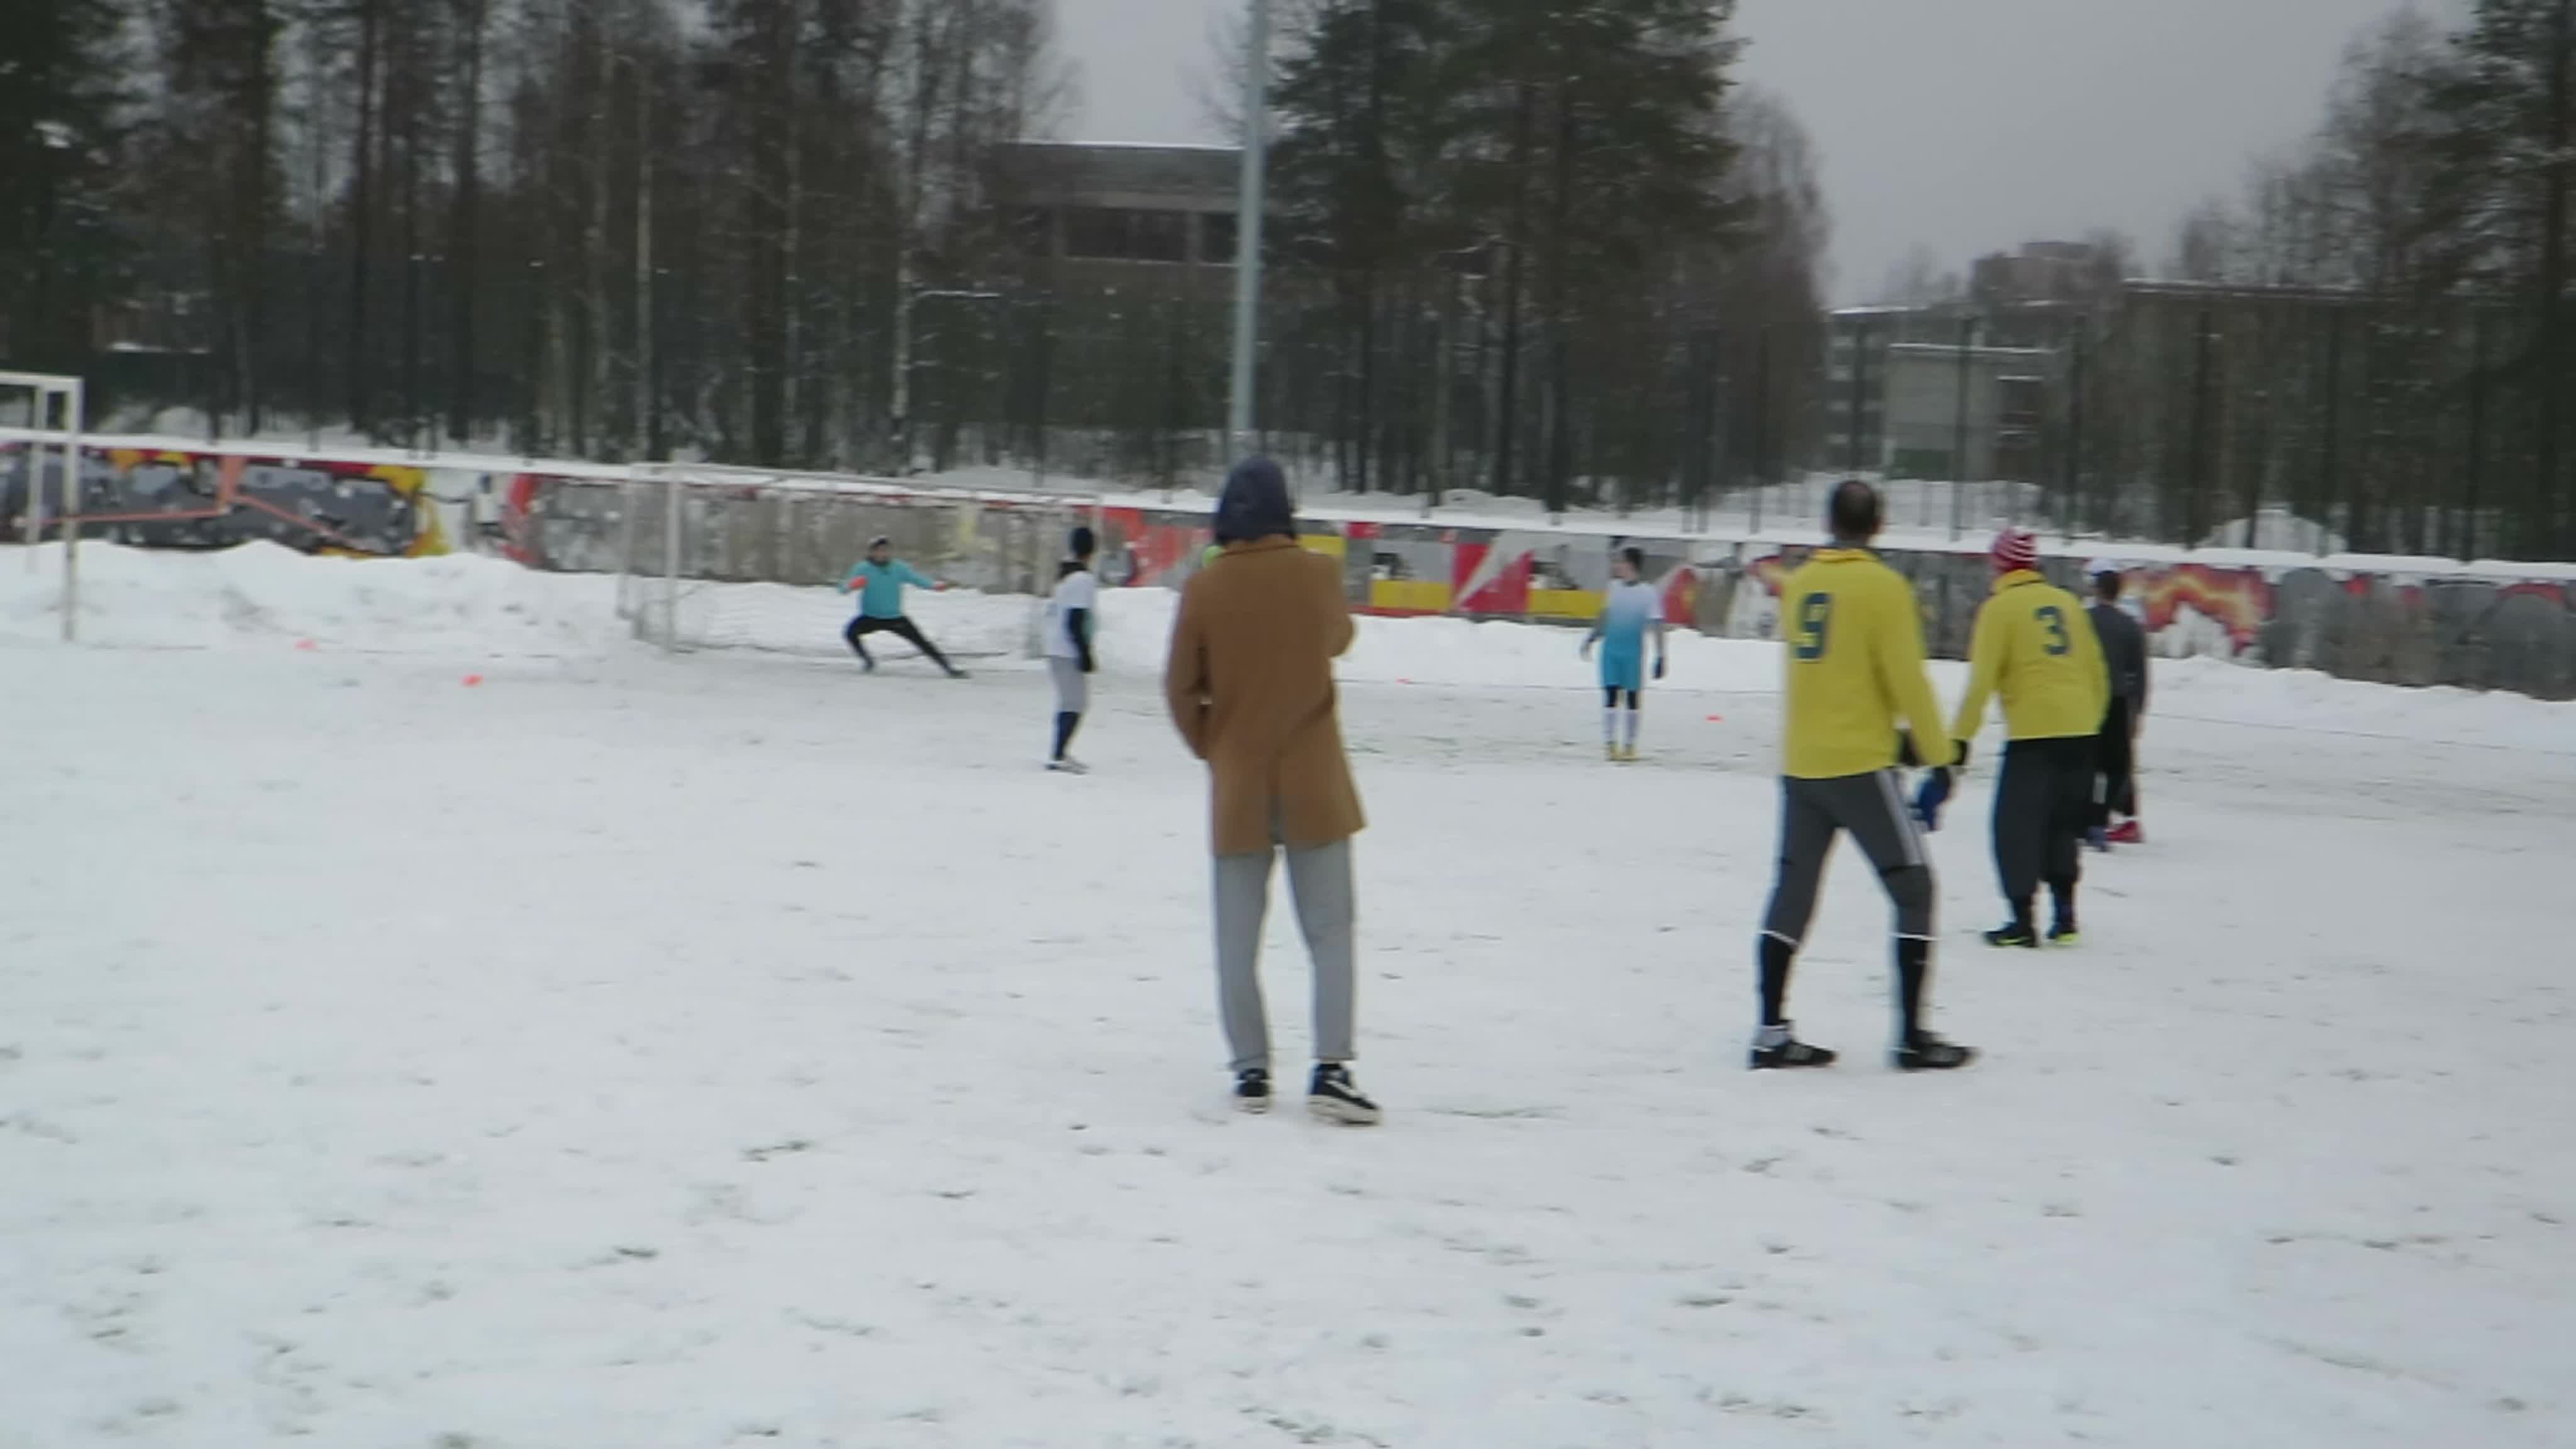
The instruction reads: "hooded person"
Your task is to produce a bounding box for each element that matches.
[1163,458,1379,1124]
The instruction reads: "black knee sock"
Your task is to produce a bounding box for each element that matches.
[1052,711,1080,760]
[1758,935,1795,1026]
[2049,879,2076,928]
[2010,894,2035,930]
[1896,937,1929,1041]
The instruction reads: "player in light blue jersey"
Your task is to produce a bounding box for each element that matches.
[1579,545,1669,761]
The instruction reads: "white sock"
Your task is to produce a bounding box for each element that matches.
[1604,708,1619,745]
[1623,709,1641,750]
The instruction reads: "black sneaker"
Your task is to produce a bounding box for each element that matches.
[1233,1068,1272,1114]
[1749,1024,1838,1070]
[1894,1033,1977,1072]
[1307,1064,1380,1125]
[1984,922,2039,948]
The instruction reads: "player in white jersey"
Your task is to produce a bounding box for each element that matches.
[1043,526,1100,772]
[1579,546,1668,761]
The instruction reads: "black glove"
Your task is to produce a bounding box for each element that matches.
[1652,655,1667,681]
[1897,732,1923,769]
[1951,738,1972,772]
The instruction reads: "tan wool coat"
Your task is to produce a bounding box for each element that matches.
[1163,536,1367,856]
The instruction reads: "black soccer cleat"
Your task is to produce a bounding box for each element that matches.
[1984,922,2040,948]
[1894,1033,1977,1072]
[2047,921,2080,946]
[1750,1023,1838,1070]
[1307,1063,1381,1125]
[1233,1068,1272,1114]
[1750,1039,1839,1070]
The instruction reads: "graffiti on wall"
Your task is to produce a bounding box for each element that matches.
[2133,563,2273,655]
[106,454,2552,703]
[0,443,450,557]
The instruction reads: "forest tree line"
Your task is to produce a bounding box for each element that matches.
[1,0,1825,513]
[2117,0,2572,558]
[3,0,1064,470]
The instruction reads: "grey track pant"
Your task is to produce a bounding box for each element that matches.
[1048,655,1089,713]
[1213,836,1356,1073]
[1760,769,1935,947]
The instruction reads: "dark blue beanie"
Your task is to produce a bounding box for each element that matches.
[1069,525,1097,558]
[1213,457,1296,544]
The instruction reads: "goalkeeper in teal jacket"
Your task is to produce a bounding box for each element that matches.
[840,535,966,677]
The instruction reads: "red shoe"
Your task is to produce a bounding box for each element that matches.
[2106,819,2143,845]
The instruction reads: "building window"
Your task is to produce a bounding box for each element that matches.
[1011,207,1053,256]
[1062,206,1192,264]
[1200,211,1238,264]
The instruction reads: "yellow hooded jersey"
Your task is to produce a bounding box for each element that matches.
[1950,570,2112,743]
[1777,548,1955,779]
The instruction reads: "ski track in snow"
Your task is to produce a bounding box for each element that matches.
[3,547,2573,1446]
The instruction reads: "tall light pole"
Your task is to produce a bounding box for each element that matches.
[1226,0,1270,462]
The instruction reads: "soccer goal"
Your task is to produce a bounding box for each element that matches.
[616,462,1101,660]
[1,370,87,641]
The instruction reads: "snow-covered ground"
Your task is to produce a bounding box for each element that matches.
[5,545,2574,1447]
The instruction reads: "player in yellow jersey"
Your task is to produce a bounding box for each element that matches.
[1751,481,1975,1073]
[1943,528,2110,948]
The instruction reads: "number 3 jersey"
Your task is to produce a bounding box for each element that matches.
[1775,547,1953,780]
[1947,569,2110,743]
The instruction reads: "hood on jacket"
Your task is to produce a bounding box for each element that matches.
[1214,457,1296,545]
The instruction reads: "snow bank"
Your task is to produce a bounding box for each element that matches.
[0,542,629,656]
[8,541,2570,753]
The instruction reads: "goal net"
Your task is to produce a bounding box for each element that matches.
[1,370,87,641]
[616,464,1101,662]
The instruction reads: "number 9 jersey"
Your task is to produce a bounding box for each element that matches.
[1776,548,1955,780]
[1947,568,2111,745]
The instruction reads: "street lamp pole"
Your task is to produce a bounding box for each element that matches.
[1226,0,1270,462]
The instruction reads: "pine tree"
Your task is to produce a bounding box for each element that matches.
[1,0,129,376]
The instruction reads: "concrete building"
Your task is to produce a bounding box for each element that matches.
[989,142,1241,278]
[1881,342,2054,482]
[1824,240,2115,480]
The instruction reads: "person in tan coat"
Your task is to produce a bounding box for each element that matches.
[1165,457,1379,1124]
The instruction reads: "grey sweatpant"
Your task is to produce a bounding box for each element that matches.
[1048,655,1089,713]
[1760,769,1935,947]
[1213,836,1356,1073]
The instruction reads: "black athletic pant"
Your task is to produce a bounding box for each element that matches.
[843,614,954,671]
[1757,770,1937,1037]
[1994,736,2094,923]
[2091,699,2136,825]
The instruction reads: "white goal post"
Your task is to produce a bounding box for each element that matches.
[1,370,87,641]
[616,462,1103,660]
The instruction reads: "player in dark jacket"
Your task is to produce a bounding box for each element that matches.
[2085,562,2150,847]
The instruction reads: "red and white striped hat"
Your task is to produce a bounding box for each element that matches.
[1990,528,2040,572]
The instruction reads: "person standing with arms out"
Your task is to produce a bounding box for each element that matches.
[2084,561,2149,848]
[1751,480,1975,1072]
[1043,526,1100,774]
[1165,458,1379,1124]
[1944,530,2109,947]
[839,535,967,678]
[1580,546,1670,762]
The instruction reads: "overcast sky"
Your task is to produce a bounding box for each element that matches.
[1053,0,2453,301]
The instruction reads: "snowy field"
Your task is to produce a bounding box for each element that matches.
[4,546,2575,1448]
